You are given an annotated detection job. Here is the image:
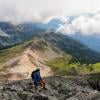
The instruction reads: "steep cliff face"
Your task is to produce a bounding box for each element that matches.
[0,76,100,100]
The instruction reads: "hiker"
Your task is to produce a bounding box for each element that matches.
[31,68,46,90]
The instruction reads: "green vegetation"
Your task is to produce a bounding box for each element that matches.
[46,56,100,75]
[0,32,100,76]
[46,56,77,75]
[0,44,3,49]
[0,39,33,70]
[93,63,100,72]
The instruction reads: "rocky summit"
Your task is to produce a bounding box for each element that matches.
[0,76,100,100]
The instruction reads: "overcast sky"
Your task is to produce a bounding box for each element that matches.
[57,13,100,36]
[0,0,100,24]
[0,0,100,36]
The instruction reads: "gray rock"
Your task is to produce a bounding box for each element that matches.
[0,76,100,100]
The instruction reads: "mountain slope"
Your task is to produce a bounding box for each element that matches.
[0,32,100,80]
[0,22,45,48]
[71,34,100,53]
[0,21,99,54]
[39,17,100,53]
[36,32,100,64]
[0,34,62,80]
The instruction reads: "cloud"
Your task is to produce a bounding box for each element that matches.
[0,0,100,24]
[0,29,10,37]
[57,12,100,36]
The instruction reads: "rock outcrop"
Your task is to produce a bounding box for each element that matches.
[0,76,100,100]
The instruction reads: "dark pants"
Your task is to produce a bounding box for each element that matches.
[34,80,39,90]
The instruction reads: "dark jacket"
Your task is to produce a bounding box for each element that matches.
[31,70,42,82]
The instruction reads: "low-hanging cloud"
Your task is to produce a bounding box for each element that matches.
[57,12,100,36]
[0,0,100,24]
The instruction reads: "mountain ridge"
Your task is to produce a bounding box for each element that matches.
[0,21,100,53]
[0,32,100,80]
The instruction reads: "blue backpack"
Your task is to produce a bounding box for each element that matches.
[31,70,42,82]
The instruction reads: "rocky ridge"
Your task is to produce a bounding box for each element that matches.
[0,76,100,100]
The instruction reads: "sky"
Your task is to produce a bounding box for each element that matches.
[0,0,100,36]
[0,0,100,23]
[57,13,100,36]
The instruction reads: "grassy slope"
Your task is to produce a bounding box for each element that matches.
[93,63,100,72]
[40,32,100,64]
[46,57,100,75]
[0,39,33,70]
[0,33,100,75]
[0,44,3,49]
